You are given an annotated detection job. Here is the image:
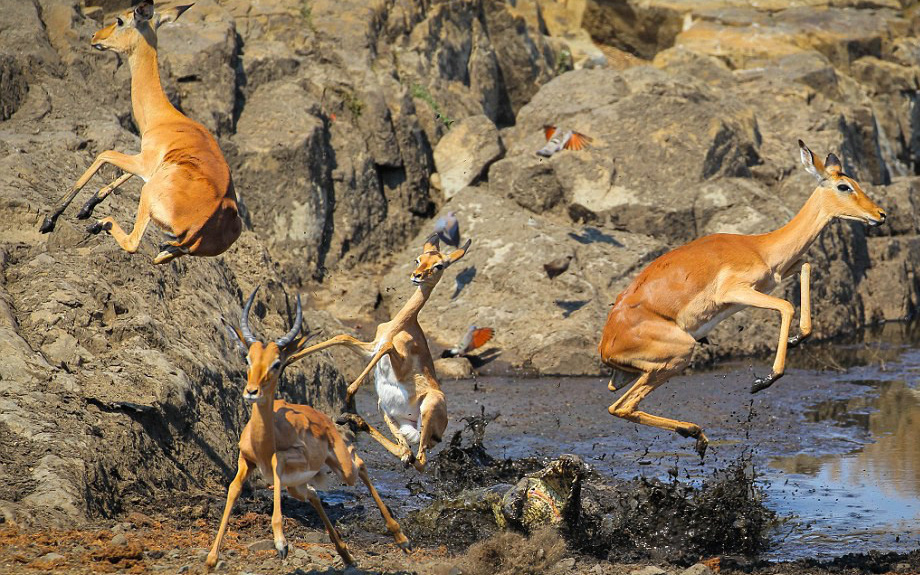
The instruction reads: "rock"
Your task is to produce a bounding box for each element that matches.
[434,357,473,380]
[381,186,665,374]
[433,115,503,199]
[630,567,668,575]
[556,557,577,569]
[158,0,239,135]
[247,539,277,552]
[681,564,715,575]
[35,552,66,562]
[111,533,128,546]
[177,566,190,574]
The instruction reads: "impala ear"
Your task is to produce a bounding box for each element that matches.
[221,317,248,356]
[283,332,319,366]
[445,238,471,267]
[134,1,155,23]
[824,152,842,176]
[799,139,825,181]
[423,233,440,253]
[155,3,193,29]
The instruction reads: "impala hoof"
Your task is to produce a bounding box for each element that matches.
[788,334,809,347]
[336,412,370,433]
[76,200,98,220]
[86,221,111,235]
[751,373,778,393]
[275,541,289,560]
[695,433,709,459]
[397,539,413,553]
[39,215,57,234]
[401,451,417,468]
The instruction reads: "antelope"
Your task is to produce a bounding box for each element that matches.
[599,140,887,458]
[39,1,242,265]
[206,287,410,569]
[287,235,471,471]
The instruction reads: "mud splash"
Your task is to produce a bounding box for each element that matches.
[407,412,774,564]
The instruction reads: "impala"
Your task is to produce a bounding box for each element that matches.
[206,287,409,569]
[599,140,886,457]
[288,235,471,471]
[39,1,242,265]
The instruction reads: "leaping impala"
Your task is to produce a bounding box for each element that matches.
[599,140,886,458]
[39,1,242,265]
[287,235,472,471]
[206,287,410,570]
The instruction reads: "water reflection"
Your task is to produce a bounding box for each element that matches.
[773,380,920,499]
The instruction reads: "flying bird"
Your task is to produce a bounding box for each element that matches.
[536,125,593,158]
[442,326,494,358]
[434,211,461,247]
[544,254,574,279]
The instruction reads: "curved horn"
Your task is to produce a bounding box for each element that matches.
[275,294,302,348]
[240,286,260,345]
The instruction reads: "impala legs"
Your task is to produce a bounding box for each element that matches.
[725,288,795,393]
[788,262,812,347]
[77,172,134,220]
[286,484,355,565]
[604,314,706,455]
[285,334,377,366]
[206,454,252,569]
[40,150,148,233]
[88,183,153,255]
[338,412,422,470]
[348,455,411,549]
[609,368,711,458]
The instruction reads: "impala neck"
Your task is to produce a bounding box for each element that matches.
[128,36,179,134]
[247,396,276,455]
[392,284,433,330]
[759,188,833,273]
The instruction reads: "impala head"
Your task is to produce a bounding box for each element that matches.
[223,286,311,405]
[799,140,886,227]
[410,235,471,287]
[91,1,193,54]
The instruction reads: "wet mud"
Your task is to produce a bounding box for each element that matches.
[404,413,774,564]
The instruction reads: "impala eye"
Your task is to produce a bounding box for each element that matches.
[270,360,281,371]
[433,263,444,270]
[116,17,124,26]
[837,183,851,192]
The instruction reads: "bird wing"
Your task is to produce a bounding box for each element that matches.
[564,131,593,151]
[468,328,494,352]
[456,325,475,353]
[543,125,557,141]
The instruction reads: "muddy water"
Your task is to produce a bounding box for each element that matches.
[350,326,920,561]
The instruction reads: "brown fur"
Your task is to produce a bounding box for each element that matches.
[599,141,886,457]
[40,2,241,264]
[206,317,409,570]
[287,236,471,471]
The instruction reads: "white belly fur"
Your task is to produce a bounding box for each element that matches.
[689,304,745,340]
[374,350,421,444]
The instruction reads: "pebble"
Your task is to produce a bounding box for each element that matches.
[177,566,190,574]
[36,552,65,562]
[343,566,362,575]
[557,557,577,569]
[111,533,129,546]
[630,567,668,575]
[894,564,913,574]
[215,560,226,570]
[112,521,134,534]
[247,539,276,552]
[682,564,714,575]
[293,547,309,559]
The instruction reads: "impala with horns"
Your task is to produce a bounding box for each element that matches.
[287,234,472,471]
[206,287,410,569]
[39,1,242,264]
[599,140,886,458]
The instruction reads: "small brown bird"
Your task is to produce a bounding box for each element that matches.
[544,255,574,279]
[442,326,494,358]
[536,125,593,158]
